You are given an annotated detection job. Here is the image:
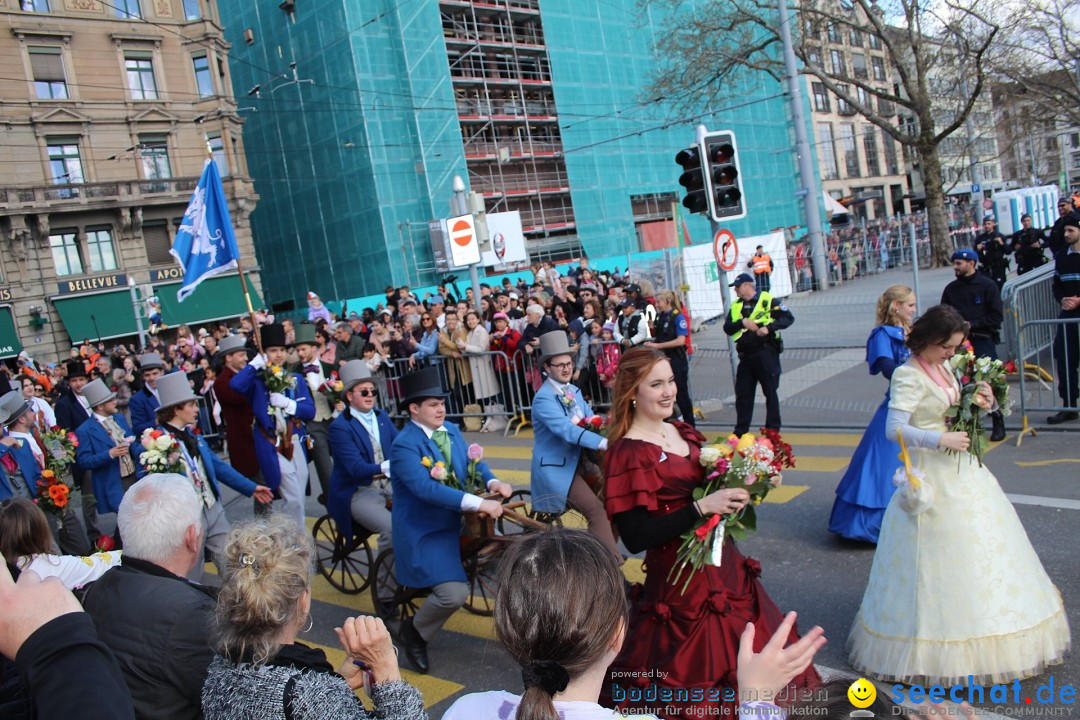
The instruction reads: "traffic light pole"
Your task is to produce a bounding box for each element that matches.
[777,0,830,290]
[452,175,484,311]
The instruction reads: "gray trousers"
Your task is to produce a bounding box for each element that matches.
[48,507,90,557]
[307,419,334,497]
[413,581,468,642]
[350,484,393,555]
[186,499,230,583]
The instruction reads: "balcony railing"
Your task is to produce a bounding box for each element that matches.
[470,170,569,196]
[0,176,247,212]
[464,140,564,159]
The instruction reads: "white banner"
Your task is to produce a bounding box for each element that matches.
[683,230,790,324]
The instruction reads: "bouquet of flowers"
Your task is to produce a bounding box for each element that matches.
[464,443,486,494]
[260,364,297,440]
[421,455,458,489]
[946,347,1011,465]
[318,372,345,409]
[573,414,609,436]
[669,428,795,594]
[138,428,187,475]
[34,469,72,526]
[40,426,78,478]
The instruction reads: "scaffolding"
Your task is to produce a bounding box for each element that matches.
[440,0,580,258]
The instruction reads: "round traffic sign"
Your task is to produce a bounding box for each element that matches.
[982,199,993,211]
[450,218,474,247]
[713,228,738,271]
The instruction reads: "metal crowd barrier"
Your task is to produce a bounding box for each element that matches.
[1014,317,1080,444]
[1002,263,1057,366]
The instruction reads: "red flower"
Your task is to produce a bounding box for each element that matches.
[743,557,762,578]
[961,375,970,384]
[95,535,116,552]
[150,430,163,439]
[588,416,604,428]
[1004,360,1018,374]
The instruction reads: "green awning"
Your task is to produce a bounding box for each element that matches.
[155,275,264,327]
[0,307,23,359]
[52,291,138,343]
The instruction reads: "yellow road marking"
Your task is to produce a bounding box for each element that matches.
[764,485,809,503]
[306,640,464,708]
[786,456,849,473]
[624,557,646,584]
[1015,459,1080,467]
[481,446,534,460]
[768,432,862,447]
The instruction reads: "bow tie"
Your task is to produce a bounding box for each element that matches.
[303,364,319,374]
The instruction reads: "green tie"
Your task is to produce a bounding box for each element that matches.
[432,429,452,467]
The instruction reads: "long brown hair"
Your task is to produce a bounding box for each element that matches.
[0,498,53,565]
[606,347,669,443]
[494,529,627,720]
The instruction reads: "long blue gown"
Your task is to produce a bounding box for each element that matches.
[828,325,909,543]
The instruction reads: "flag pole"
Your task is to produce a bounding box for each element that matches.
[205,134,263,356]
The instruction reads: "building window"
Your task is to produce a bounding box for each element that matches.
[826,23,841,43]
[114,0,141,18]
[140,136,171,192]
[812,82,831,112]
[207,133,228,175]
[20,0,50,10]
[852,53,867,79]
[125,54,158,100]
[183,0,201,20]
[85,228,118,273]
[871,56,886,82]
[849,29,862,47]
[864,130,881,176]
[49,231,83,276]
[868,33,882,50]
[839,123,860,178]
[836,84,854,114]
[142,221,173,264]
[230,132,243,175]
[856,86,873,109]
[817,122,839,180]
[883,133,900,175]
[29,47,67,99]
[807,49,821,68]
[47,139,85,195]
[192,55,214,97]
[830,50,845,76]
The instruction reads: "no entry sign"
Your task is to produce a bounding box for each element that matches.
[447,213,480,267]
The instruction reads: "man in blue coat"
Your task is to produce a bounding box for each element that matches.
[230,323,316,529]
[53,360,97,544]
[75,378,142,519]
[529,331,618,562]
[152,372,273,581]
[389,366,511,673]
[327,360,396,555]
[128,352,164,437]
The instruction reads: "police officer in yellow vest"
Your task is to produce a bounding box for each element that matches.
[723,273,794,435]
[747,244,774,292]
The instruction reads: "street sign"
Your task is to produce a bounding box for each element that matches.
[705,262,719,283]
[982,199,993,210]
[971,183,981,194]
[712,228,738,270]
[447,213,480,268]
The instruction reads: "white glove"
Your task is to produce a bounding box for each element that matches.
[598,438,608,451]
[248,354,267,371]
[269,393,291,410]
[380,460,391,477]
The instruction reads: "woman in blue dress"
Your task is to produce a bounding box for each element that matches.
[828,285,916,543]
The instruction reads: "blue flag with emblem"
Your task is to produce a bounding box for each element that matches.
[170,159,239,302]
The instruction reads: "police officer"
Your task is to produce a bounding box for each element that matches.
[974,216,1010,289]
[1011,213,1048,276]
[1047,212,1080,424]
[723,273,793,436]
[1048,197,1074,259]
[645,290,695,426]
[941,248,1006,441]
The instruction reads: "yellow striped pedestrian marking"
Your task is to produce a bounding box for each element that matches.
[306,640,464,708]
[787,456,849,473]
[782,432,862,447]
[481,446,534,460]
[1015,458,1080,466]
[764,485,809,503]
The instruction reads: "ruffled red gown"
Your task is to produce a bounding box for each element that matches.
[601,423,820,719]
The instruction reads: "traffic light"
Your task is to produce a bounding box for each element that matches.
[701,130,746,221]
[675,146,708,214]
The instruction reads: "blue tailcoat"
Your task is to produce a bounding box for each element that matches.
[129,387,160,437]
[150,425,259,499]
[388,421,495,588]
[530,381,605,513]
[76,414,144,515]
[229,365,315,491]
[327,407,397,539]
[0,440,42,500]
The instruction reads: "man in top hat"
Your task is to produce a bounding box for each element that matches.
[53,359,98,545]
[327,360,397,559]
[154,372,273,580]
[528,331,619,562]
[75,378,142,523]
[389,366,511,673]
[129,352,165,437]
[290,323,338,495]
[0,390,89,555]
[723,272,794,436]
[213,334,264,512]
[230,322,316,529]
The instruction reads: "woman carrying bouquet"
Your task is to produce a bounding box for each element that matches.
[848,305,1069,685]
[828,285,915,543]
[601,348,819,718]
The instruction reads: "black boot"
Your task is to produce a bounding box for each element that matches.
[1047,410,1080,425]
[398,617,430,674]
[990,411,1006,442]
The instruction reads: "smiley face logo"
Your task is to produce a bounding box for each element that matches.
[848,678,876,708]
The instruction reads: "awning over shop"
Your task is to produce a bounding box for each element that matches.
[52,291,138,343]
[155,275,264,327]
[0,307,23,359]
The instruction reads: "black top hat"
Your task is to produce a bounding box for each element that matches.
[398,366,447,406]
[65,360,88,379]
[260,323,287,349]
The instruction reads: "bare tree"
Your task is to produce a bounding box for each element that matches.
[644,0,999,266]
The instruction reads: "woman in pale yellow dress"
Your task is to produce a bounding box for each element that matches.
[847,305,1070,685]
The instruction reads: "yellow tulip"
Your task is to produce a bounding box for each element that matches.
[718,444,734,458]
[421,457,433,468]
[736,433,756,452]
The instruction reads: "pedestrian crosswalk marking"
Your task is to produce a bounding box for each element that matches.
[786,456,849,473]
[782,432,862,447]
[1014,458,1080,466]
[482,446,534,460]
[765,485,810,503]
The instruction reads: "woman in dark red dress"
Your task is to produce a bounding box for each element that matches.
[602,348,820,718]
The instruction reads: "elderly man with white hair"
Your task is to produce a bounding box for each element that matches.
[519,303,558,357]
[80,473,215,720]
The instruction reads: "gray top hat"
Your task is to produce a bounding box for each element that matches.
[83,378,117,408]
[0,390,32,428]
[218,334,247,356]
[138,352,164,371]
[538,330,573,362]
[339,360,373,393]
[292,324,318,347]
[156,372,198,411]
